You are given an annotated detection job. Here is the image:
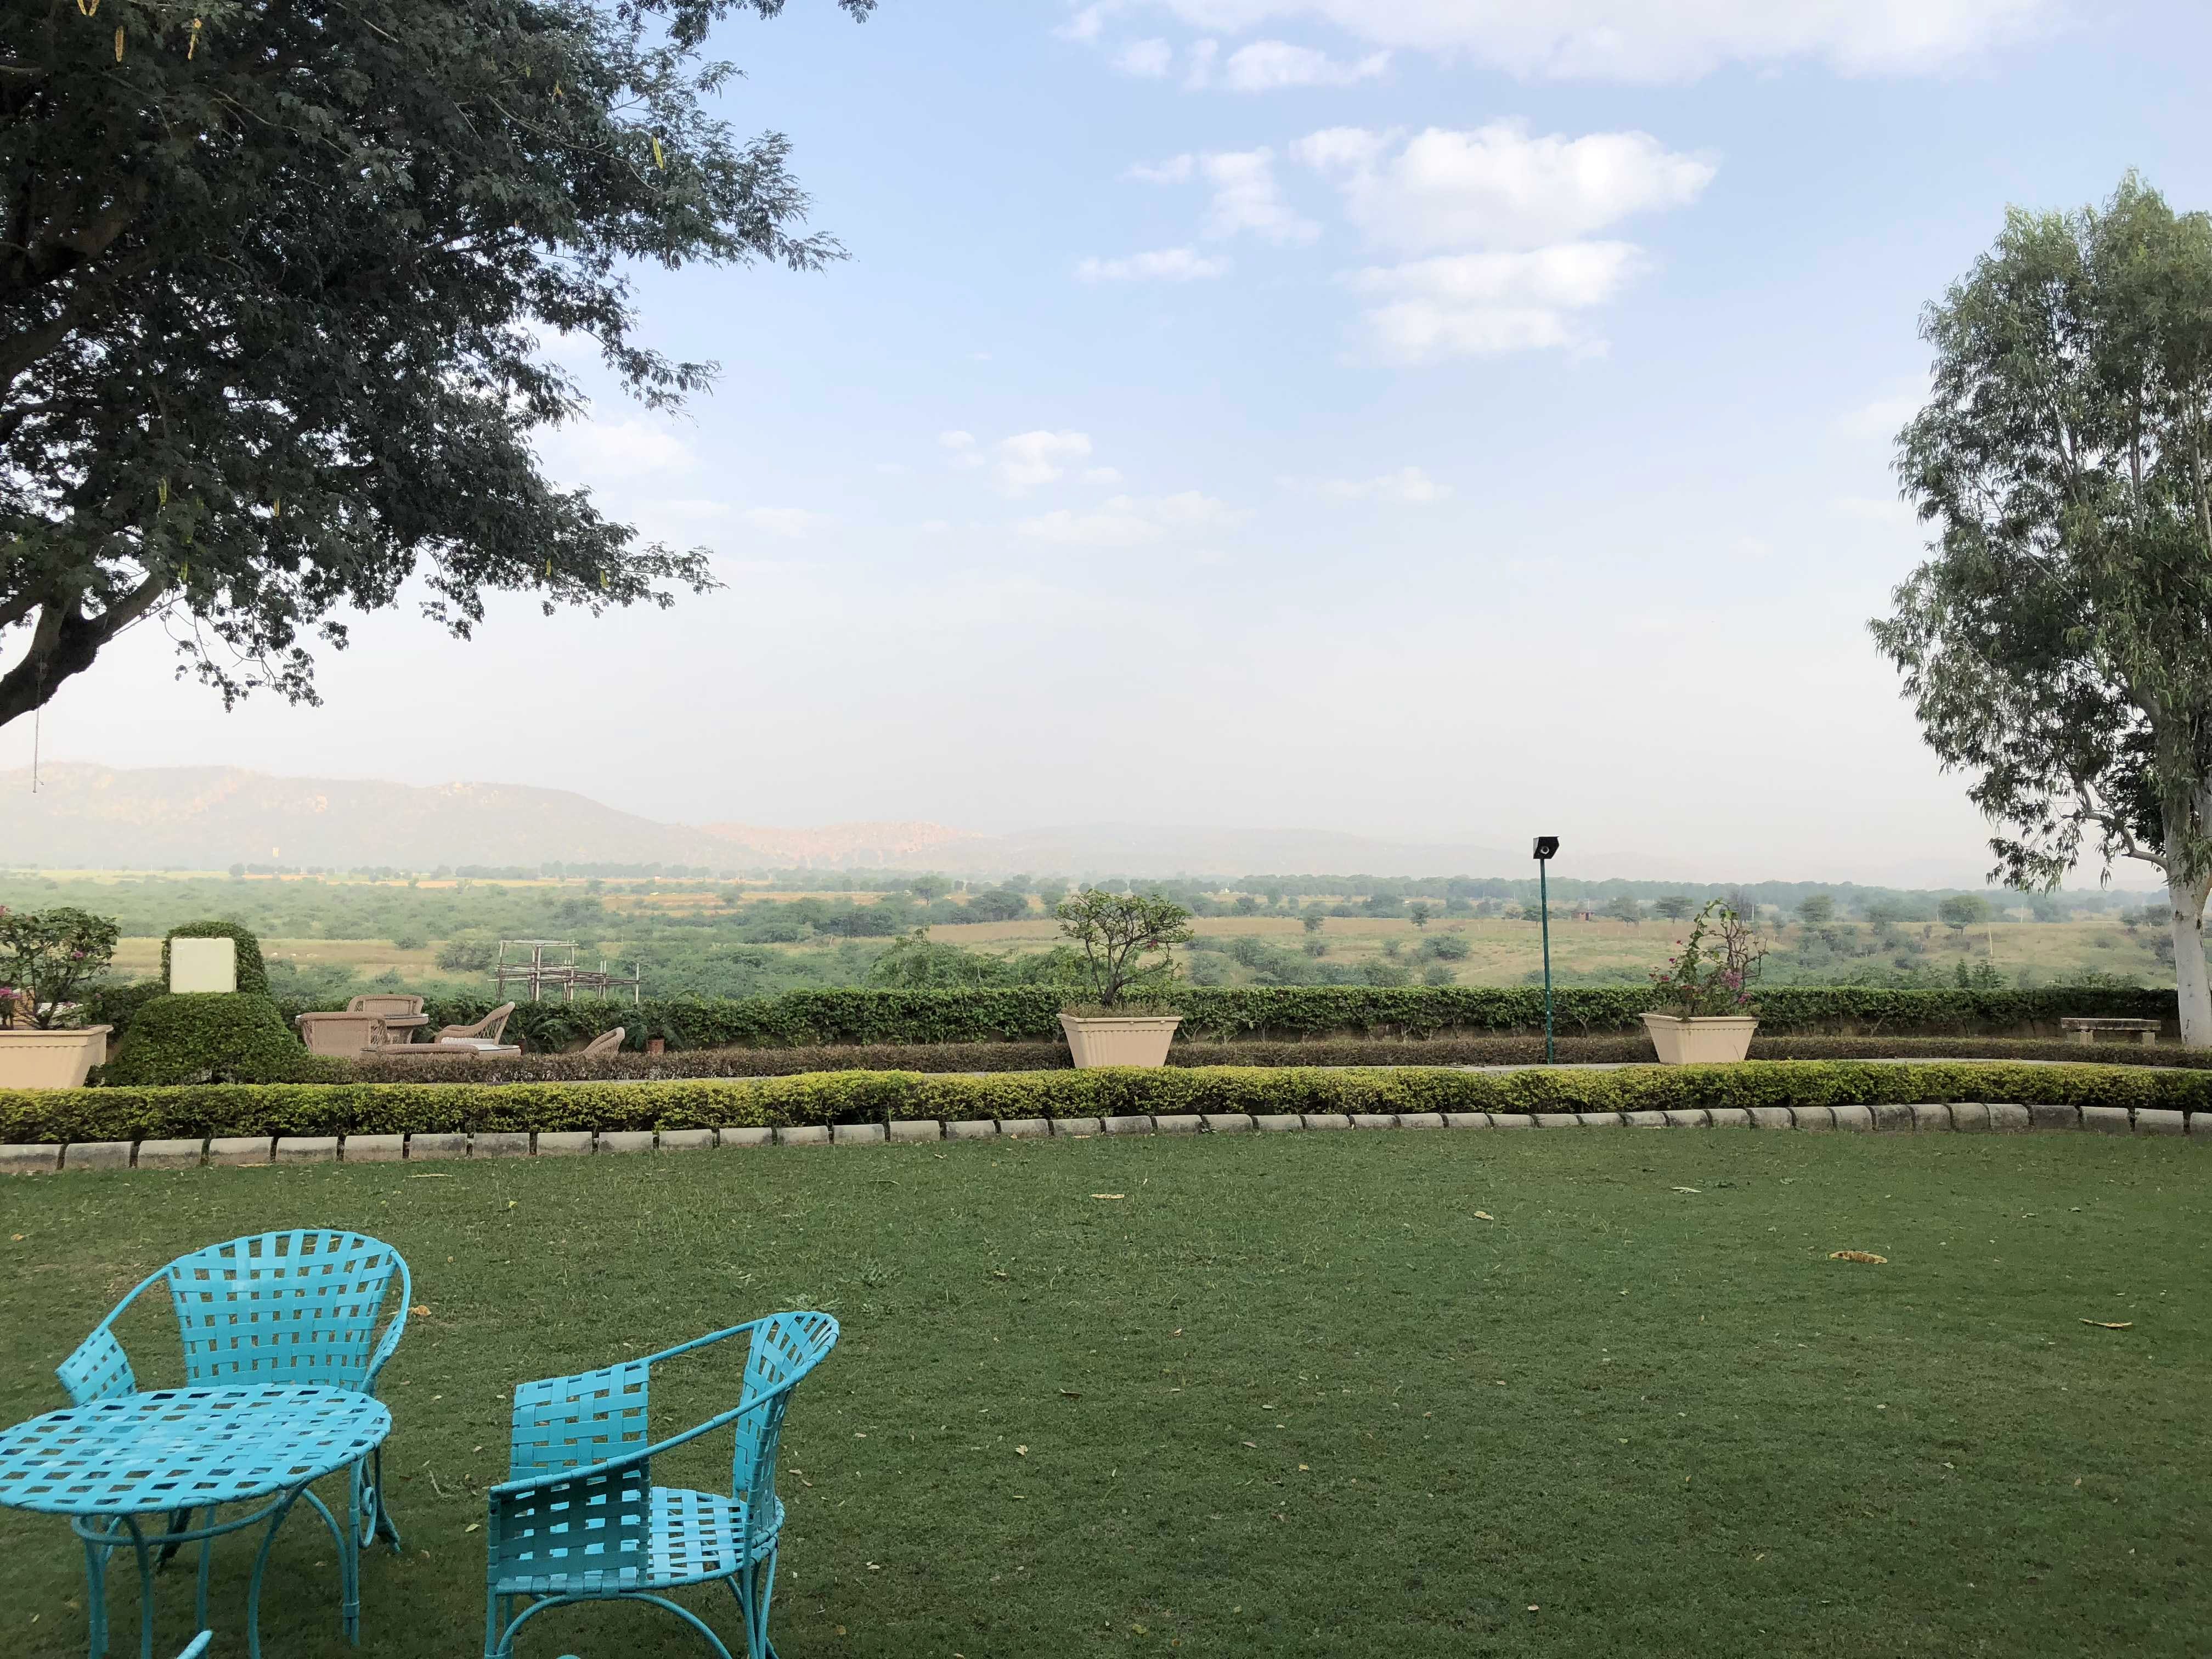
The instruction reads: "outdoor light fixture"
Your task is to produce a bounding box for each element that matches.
[1532,837,1560,1063]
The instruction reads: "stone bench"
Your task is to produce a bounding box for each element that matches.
[2059,1018,2163,1046]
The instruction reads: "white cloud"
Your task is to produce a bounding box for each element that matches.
[1018,490,1248,546]
[1076,247,1233,281]
[1119,1,2056,81]
[1221,39,1390,89]
[1085,467,1125,483]
[1127,154,1197,185]
[539,416,694,482]
[1114,37,1176,75]
[1835,392,1925,440]
[742,507,830,538]
[1349,243,1649,360]
[1295,121,1716,254]
[1201,149,1319,244]
[1059,2,1114,44]
[992,430,1096,493]
[1317,466,1453,504]
[1184,37,1220,87]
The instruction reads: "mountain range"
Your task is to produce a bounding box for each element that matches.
[1,764,1524,879]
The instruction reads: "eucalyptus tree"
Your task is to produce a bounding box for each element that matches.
[1873,176,2212,1043]
[1,0,874,726]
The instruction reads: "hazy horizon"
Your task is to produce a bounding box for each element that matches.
[3,1,2203,891]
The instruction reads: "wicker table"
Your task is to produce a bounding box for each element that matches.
[0,1386,392,1659]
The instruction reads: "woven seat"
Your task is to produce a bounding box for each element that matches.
[483,1312,837,1659]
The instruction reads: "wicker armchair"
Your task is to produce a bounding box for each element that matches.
[296,1011,390,1056]
[581,1028,627,1058]
[436,1002,515,1046]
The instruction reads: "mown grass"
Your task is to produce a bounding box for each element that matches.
[2,1130,2207,1658]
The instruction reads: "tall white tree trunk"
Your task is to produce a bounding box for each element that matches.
[2169,877,2212,1047]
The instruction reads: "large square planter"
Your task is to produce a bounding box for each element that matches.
[1641,1014,1758,1065]
[1060,1014,1182,1069]
[0,1025,112,1090]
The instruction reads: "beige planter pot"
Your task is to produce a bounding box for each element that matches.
[0,1025,112,1090]
[1060,1014,1182,1069]
[1641,1014,1758,1065]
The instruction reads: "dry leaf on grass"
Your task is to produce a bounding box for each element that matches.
[1091,1194,1125,1200]
[2079,1319,2134,1330]
[1829,1251,1888,1265]
[1473,1211,1495,1221]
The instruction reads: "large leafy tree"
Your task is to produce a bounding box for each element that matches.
[1872,176,2212,1043]
[1,0,874,727]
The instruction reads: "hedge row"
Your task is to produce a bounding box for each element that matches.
[10,1060,2210,1143]
[340,1032,2212,1085]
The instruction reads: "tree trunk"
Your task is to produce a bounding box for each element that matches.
[2169,876,2212,1047]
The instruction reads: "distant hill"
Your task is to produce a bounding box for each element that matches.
[0,764,1526,878]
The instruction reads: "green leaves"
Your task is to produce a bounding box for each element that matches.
[0,906,120,1028]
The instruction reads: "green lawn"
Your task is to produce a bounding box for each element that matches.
[2,1130,2206,1658]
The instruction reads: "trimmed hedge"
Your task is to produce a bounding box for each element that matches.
[77,982,2188,1056]
[9,1060,2210,1143]
[162,921,271,996]
[343,1032,2212,1084]
[102,994,347,1087]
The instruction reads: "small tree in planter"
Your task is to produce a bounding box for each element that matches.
[0,906,122,1087]
[1053,889,1194,1067]
[1643,900,1767,1064]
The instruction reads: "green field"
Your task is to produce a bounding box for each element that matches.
[3,1130,2205,1657]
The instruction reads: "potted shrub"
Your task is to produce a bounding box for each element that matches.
[1054,889,1193,1068]
[0,905,122,1087]
[1641,900,1766,1064]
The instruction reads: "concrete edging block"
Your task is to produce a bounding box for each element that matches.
[1155,1115,1202,1135]
[2081,1106,2131,1136]
[1351,1113,1399,1131]
[774,1126,828,1148]
[2136,1108,2185,1136]
[537,1131,595,1156]
[1661,1109,1709,1129]
[1301,1114,1352,1131]
[345,1134,405,1163]
[1576,1113,1622,1128]
[1988,1104,2032,1132]
[1707,1107,1752,1127]
[1870,1102,1915,1132]
[1397,1113,1445,1130]
[274,1136,339,1164]
[999,1119,1049,1139]
[1793,1107,1835,1131]
[1488,1113,1535,1130]
[1442,1113,1489,1130]
[888,1121,942,1144]
[1831,1105,1874,1132]
[1948,1103,1991,1132]
[473,1131,532,1159]
[2188,1113,2212,1139]
[1201,1114,1254,1133]
[599,1131,656,1154]
[1746,1107,1794,1129]
[64,1141,133,1171]
[407,1133,467,1162]
[2027,1103,2078,1132]
[1532,1113,1580,1130]
[944,1120,998,1141]
[137,1138,207,1170]
[208,1136,275,1166]
[0,1143,61,1173]
[1102,1116,1154,1136]
[1624,1110,1669,1128]
[1254,1114,1302,1132]
[832,1123,886,1146]
[1909,1104,1954,1133]
[659,1129,716,1152]
[720,1126,775,1148]
[1053,1117,1103,1137]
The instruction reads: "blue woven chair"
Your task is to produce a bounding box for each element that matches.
[57,1229,413,1559]
[483,1311,839,1659]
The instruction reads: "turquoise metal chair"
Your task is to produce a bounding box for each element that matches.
[483,1311,839,1659]
[57,1229,413,1558]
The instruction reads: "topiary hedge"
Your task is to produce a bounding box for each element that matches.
[161,921,270,996]
[357,985,2185,1049]
[100,994,347,1087]
[9,1060,2209,1143]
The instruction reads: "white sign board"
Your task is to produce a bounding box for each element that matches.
[170,936,239,994]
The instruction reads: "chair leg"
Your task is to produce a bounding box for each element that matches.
[358,1447,402,1554]
[732,1550,780,1659]
[81,1527,111,1659]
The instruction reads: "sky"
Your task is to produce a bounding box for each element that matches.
[8,0,2208,886]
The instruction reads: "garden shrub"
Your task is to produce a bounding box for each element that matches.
[80,979,170,1046]
[9,1060,2209,1144]
[101,994,346,1087]
[161,921,270,996]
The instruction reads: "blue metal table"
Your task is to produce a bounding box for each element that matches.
[0,1385,393,1659]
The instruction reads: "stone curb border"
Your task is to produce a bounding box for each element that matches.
[3,1101,2208,1171]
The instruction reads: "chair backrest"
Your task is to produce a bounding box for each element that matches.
[167,1231,406,1392]
[582,1028,625,1057]
[478,1002,516,1042]
[348,995,425,1018]
[296,1012,385,1056]
[731,1311,839,1527]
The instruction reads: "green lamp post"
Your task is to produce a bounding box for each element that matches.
[1533,836,1560,1064]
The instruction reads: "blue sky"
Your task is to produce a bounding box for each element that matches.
[12,0,2209,884]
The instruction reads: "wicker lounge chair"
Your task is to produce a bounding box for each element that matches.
[582,1028,627,1058]
[436,1003,515,1046]
[296,1011,391,1057]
